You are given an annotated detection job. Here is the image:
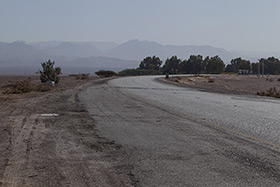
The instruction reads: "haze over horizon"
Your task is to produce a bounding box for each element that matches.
[1,0,280,52]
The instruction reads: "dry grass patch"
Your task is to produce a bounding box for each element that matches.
[2,79,53,94]
[257,87,280,98]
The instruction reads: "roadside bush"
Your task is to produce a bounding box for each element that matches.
[257,87,280,98]
[2,80,55,94]
[118,68,161,76]
[3,80,33,94]
[39,60,61,84]
[35,84,52,92]
[72,73,89,80]
[208,78,215,83]
[95,70,117,78]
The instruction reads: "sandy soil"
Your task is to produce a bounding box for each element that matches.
[0,75,92,102]
[164,74,280,95]
[2,74,279,186]
[0,76,136,187]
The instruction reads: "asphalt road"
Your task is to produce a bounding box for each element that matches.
[79,76,280,187]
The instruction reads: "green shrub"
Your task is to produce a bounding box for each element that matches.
[118,68,161,76]
[39,60,61,84]
[95,70,117,78]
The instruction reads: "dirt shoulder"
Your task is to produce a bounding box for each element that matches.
[0,75,92,102]
[160,74,280,96]
[0,76,135,187]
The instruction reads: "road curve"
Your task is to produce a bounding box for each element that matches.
[80,76,280,187]
[110,76,280,148]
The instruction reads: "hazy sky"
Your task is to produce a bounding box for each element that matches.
[1,0,280,52]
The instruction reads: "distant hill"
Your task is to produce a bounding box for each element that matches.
[30,40,240,63]
[0,41,140,73]
[0,41,47,66]
[233,50,280,62]
[2,39,279,74]
[105,39,239,63]
[43,42,104,58]
[30,41,118,52]
[64,56,139,73]
[29,41,65,50]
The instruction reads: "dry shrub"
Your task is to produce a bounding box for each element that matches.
[257,87,280,98]
[176,77,182,80]
[95,70,117,78]
[266,76,273,82]
[35,84,52,92]
[73,74,89,80]
[194,74,210,78]
[3,80,53,94]
[3,80,33,94]
[174,77,182,82]
[208,78,215,83]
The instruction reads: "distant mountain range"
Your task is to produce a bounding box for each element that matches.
[0,39,280,74]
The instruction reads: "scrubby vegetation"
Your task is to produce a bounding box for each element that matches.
[95,70,117,77]
[119,55,226,76]
[3,80,33,94]
[70,73,89,80]
[257,87,280,98]
[118,69,160,76]
[39,60,61,84]
[119,55,280,77]
[3,79,52,94]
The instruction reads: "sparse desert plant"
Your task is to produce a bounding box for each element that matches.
[118,68,161,76]
[256,91,266,96]
[35,84,52,92]
[73,74,89,80]
[208,78,215,83]
[257,87,280,98]
[95,70,117,78]
[39,60,61,84]
[80,74,89,80]
[265,75,273,82]
[3,80,33,94]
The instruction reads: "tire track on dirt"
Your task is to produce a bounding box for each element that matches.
[0,79,138,187]
[2,115,40,187]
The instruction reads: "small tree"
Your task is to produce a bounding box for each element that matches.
[39,60,61,84]
[163,56,181,74]
[225,57,251,73]
[139,56,162,70]
[205,56,225,74]
[181,55,205,74]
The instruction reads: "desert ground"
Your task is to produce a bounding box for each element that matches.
[0,75,136,186]
[164,74,280,96]
[1,74,280,186]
